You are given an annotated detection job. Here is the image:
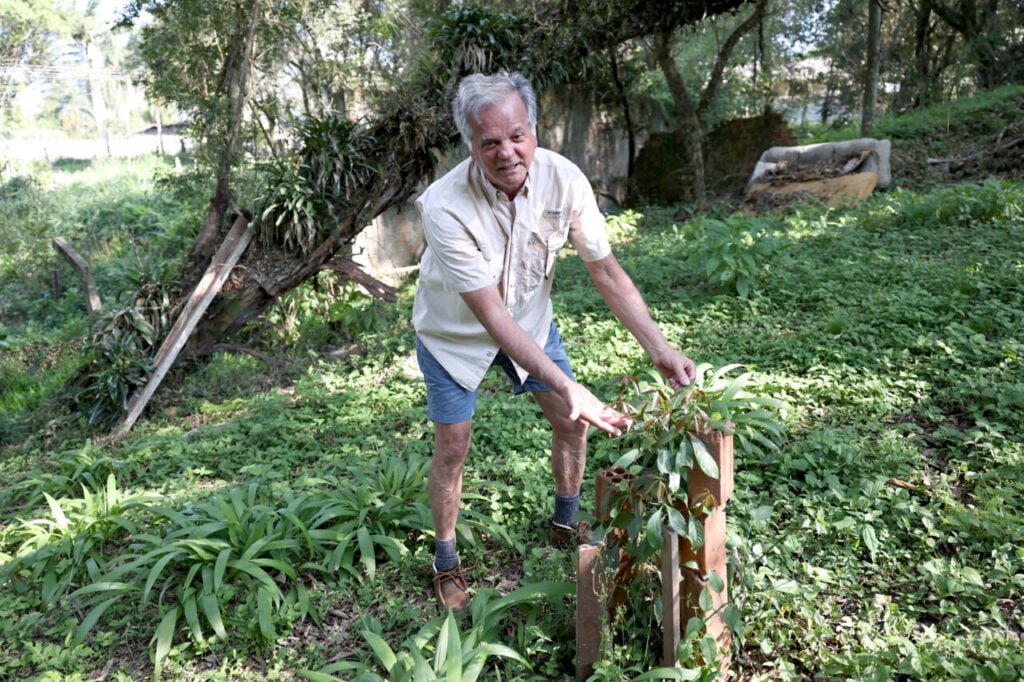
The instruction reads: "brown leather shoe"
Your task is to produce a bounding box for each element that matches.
[432,561,469,611]
[549,519,593,547]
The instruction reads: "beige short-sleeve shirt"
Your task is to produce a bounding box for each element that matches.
[412,147,611,390]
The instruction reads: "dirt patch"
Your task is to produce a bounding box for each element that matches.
[889,95,1024,189]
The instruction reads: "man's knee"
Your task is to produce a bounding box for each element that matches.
[433,420,472,464]
[545,409,588,442]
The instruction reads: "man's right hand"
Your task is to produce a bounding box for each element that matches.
[558,381,632,437]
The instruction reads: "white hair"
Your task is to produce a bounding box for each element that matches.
[452,72,538,147]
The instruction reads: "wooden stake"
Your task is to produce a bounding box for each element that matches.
[52,237,102,314]
[110,214,253,440]
[576,542,605,682]
[681,429,734,677]
[662,527,681,667]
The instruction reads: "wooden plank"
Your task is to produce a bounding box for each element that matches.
[576,542,605,682]
[682,430,735,677]
[110,214,253,440]
[662,526,681,668]
[52,237,102,314]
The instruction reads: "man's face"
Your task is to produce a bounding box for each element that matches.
[469,91,537,199]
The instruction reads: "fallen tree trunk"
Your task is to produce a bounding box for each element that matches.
[111,212,255,439]
[53,237,102,315]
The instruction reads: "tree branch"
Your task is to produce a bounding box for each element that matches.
[697,0,769,120]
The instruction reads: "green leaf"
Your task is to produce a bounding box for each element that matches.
[656,448,673,475]
[143,550,182,604]
[684,616,704,640]
[297,672,345,682]
[612,448,642,469]
[357,526,376,578]
[43,493,69,532]
[200,592,227,639]
[666,506,687,536]
[213,548,230,591]
[362,629,398,671]
[723,604,743,636]
[631,666,701,680]
[862,525,879,558]
[227,558,280,594]
[257,586,275,640]
[152,606,179,668]
[698,585,713,612]
[708,569,725,593]
[690,434,719,479]
[644,508,664,548]
[74,595,123,644]
[183,592,202,642]
[687,513,705,551]
[699,633,719,663]
[444,611,462,681]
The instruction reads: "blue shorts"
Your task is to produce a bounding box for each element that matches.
[416,321,576,424]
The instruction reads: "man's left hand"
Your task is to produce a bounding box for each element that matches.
[654,348,697,388]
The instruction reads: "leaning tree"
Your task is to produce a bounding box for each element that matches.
[92,0,748,430]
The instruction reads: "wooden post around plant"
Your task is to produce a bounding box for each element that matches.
[583,429,735,677]
[679,428,734,676]
[576,541,605,682]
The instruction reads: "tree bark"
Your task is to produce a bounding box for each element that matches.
[861,0,883,136]
[914,0,933,108]
[653,0,768,205]
[655,31,706,204]
[925,0,1004,91]
[696,0,769,122]
[610,48,636,180]
[186,0,263,283]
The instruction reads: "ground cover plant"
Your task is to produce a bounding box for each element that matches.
[2,93,1023,680]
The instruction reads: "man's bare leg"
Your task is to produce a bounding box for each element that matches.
[429,419,473,540]
[428,419,472,610]
[533,390,591,545]
[533,390,589,495]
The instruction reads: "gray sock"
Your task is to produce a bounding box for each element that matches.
[434,536,459,571]
[553,494,581,527]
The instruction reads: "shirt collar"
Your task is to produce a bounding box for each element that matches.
[470,160,531,205]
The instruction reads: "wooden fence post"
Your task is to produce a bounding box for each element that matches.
[662,527,681,667]
[680,429,734,677]
[109,213,253,440]
[576,542,605,681]
[52,237,102,314]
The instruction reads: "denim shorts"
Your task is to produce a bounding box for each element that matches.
[416,321,576,424]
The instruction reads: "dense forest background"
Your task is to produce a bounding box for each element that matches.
[4,0,1023,375]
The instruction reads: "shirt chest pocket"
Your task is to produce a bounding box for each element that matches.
[525,211,570,285]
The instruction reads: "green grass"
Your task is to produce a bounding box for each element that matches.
[791,82,1024,151]
[1,104,1023,679]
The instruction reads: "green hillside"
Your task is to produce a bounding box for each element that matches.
[1,87,1022,681]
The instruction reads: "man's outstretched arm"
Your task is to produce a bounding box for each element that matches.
[584,252,697,388]
[459,284,631,435]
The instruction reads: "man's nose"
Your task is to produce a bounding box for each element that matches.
[497,141,515,158]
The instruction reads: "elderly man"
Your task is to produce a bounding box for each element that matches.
[413,72,696,610]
